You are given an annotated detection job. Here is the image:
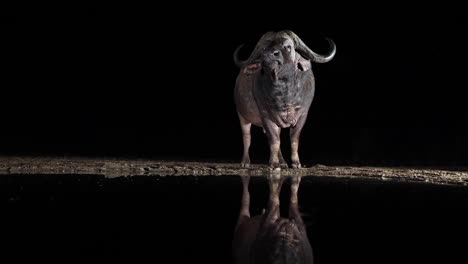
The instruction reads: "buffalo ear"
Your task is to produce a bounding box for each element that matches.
[243,63,261,75]
[297,56,311,72]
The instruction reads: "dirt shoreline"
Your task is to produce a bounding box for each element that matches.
[1,156,468,186]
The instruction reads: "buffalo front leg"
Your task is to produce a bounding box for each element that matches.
[238,114,252,168]
[278,148,288,169]
[290,114,308,168]
[265,172,284,224]
[263,119,282,169]
[289,175,314,261]
[289,176,305,228]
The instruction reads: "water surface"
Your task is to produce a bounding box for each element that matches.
[1,174,467,263]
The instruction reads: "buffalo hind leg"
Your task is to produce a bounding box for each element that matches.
[238,113,252,168]
[290,114,308,169]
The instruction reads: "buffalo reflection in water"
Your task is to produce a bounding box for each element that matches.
[232,174,313,264]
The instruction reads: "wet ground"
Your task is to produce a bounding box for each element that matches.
[2,157,468,185]
[1,168,468,263]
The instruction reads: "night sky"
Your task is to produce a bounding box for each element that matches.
[2,4,468,166]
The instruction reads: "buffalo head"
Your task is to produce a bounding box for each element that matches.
[234,30,336,75]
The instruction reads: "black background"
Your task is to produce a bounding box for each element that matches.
[2,5,468,264]
[2,3,468,166]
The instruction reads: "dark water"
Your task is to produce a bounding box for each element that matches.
[1,174,468,263]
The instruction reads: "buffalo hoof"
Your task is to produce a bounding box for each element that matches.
[280,162,289,169]
[291,163,302,169]
[269,162,281,170]
[241,162,250,168]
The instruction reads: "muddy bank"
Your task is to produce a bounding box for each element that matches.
[1,156,468,186]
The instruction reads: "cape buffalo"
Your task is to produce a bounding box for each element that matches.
[233,30,336,168]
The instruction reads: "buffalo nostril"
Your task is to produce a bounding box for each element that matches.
[273,51,280,56]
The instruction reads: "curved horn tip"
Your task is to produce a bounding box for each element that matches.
[310,37,336,63]
[325,38,336,48]
[325,38,337,58]
[233,44,247,68]
[234,44,245,54]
